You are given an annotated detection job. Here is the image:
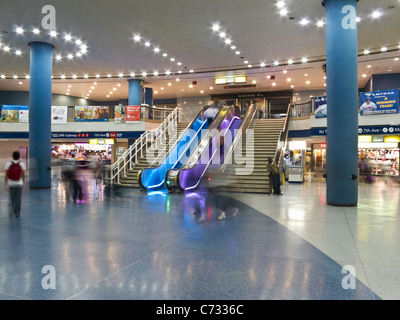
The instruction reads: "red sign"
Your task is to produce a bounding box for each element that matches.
[126,105,141,122]
[110,132,117,139]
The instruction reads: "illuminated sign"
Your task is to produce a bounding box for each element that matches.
[289,141,307,150]
[215,76,247,85]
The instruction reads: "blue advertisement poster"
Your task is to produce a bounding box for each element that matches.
[360,89,399,116]
[314,96,327,118]
[1,105,29,122]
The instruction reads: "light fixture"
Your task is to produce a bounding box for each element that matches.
[84,74,89,79]
[299,18,310,26]
[362,74,367,77]
[130,72,135,77]
[15,27,24,34]
[287,59,293,64]
[96,74,100,78]
[168,83,172,86]
[154,47,160,53]
[367,65,372,68]
[49,30,57,38]
[142,72,147,77]
[153,71,159,76]
[364,49,370,55]
[189,70,194,73]
[274,61,279,66]
[316,20,325,27]
[231,46,236,50]
[170,58,175,62]
[302,57,308,63]
[244,60,249,64]
[306,80,310,84]
[235,51,240,55]
[279,9,288,16]
[72,74,77,79]
[219,32,226,38]
[18,81,23,85]
[165,70,171,75]
[144,41,151,47]
[395,58,399,61]
[33,28,40,34]
[272,82,277,86]
[15,50,21,56]
[371,10,383,19]
[64,34,72,41]
[225,38,232,45]
[133,35,141,42]
[60,74,65,79]
[212,24,220,32]
[276,1,285,8]
[118,73,124,77]
[260,62,266,67]
[381,46,387,52]
[287,78,291,82]
[67,54,73,59]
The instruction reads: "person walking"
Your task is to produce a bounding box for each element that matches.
[266,157,283,196]
[4,151,26,217]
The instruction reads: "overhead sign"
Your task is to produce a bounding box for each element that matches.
[360,89,399,116]
[74,106,109,122]
[314,96,327,118]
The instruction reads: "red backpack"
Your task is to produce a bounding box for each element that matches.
[7,162,22,181]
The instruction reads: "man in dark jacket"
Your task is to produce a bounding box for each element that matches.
[266,157,283,196]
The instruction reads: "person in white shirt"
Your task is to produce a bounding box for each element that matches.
[360,97,377,115]
[4,151,26,218]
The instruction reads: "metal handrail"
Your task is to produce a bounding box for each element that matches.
[104,107,182,185]
[220,104,259,173]
[274,103,292,167]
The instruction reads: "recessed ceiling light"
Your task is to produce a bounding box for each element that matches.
[60,74,65,79]
[299,18,310,26]
[279,9,288,16]
[304,73,308,76]
[133,35,141,42]
[395,58,399,61]
[231,45,236,50]
[356,16,361,23]
[18,81,23,85]
[144,41,151,47]
[274,61,279,66]
[142,72,147,77]
[200,90,204,94]
[118,73,124,77]
[84,74,88,79]
[260,62,266,67]
[219,32,226,38]
[16,27,24,34]
[154,47,160,53]
[306,80,310,84]
[212,24,220,32]
[153,71,159,76]
[67,54,73,59]
[210,87,213,90]
[176,78,180,82]
[276,1,285,8]
[290,85,294,88]
[225,38,232,45]
[107,74,112,77]
[367,65,372,68]
[364,49,370,55]
[33,28,40,34]
[287,78,291,82]
[49,30,57,38]
[3,46,10,52]
[130,72,135,77]
[0,75,5,79]
[244,60,249,64]
[189,70,194,73]
[302,57,308,63]
[372,10,383,19]
[283,70,288,74]
[316,20,325,27]
[15,50,21,56]
[72,74,77,79]
[177,62,182,66]
[381,46,387,52]
[272,82,277,86]
[64,34,72,41]
[288,59,293,64]
[75,39,82,45]
[235,51,240,55]
[168,83,172,86]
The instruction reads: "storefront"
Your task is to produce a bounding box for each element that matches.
[51,139,115,165]
[312,142,327,172]
[358,135,399,177]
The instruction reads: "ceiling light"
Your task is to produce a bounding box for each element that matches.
[200,90,204,94]
[302,57,308,63]
[287,78,291,82]
[165,70,171,75]
[219,32,226,38]
[367,65,372,68]
[371,10,383,19]
[356,17,361,22]
[91,86,95,89]
[316,20,325,27]
[244,60,249,64]
[176,78,180,81]
[177,62,182,66]
[72,74,77,79]
[25,75,30,79]
[67,54,73,59]
[32,28,40,34]
[381,46,387,52]
[364,49,370,55]
[231,46,236,50]
[276,1,285,8]
[362,74,367,77]
[212,24,220,32]
[252,80,256,84]
[279,9,288,16]
[64,34,72,41]
[76,52,82,57]
[260,62,266,67]
[60,74,65,79]
[306,80,310,84]
[84,74,88,79]
[248,65,252,68]
[168,83,172,86]
[154,47,160,53]
[154,91,158,94]
[89,90,92,93]
[274,61,279,66]
[15,50,21,56]
[18,81,23,85]
[49,30,57,37]
[272,83,277,86]
[304,73,308,76]
[3,46,10,52]
[130,72,135,77]
[153,71,159,76]
[116,83,120,87]
[106,95,109,97]
[66,92,70,95]
[287,59,293,64]
[118,73,124,77]
[0,75,5,79]
[113,88,116,91]
[299,18,310,26]
[225,38,232,45]
[290,85,294,88]
[144,41,151,47]
[95,74,100,78]
[189,70,194,73]
[210,87,213,90]
[395,58,399,61]
[75,39,82,45]
[163,53,168,57]
[235,51,240,55]
[189,84,193,88]
[283,70,288,74]
[170,58,175,62]
[107,74,112,77]
[16,27,24,34]
[133,35,141,42]
[142,72,147,77]
[161,87,164,90]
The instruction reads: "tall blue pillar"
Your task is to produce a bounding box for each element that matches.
[323,0,359,206]
[128,79,143,105]
[28,41,54,189]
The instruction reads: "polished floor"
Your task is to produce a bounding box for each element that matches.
[0,170,398,300]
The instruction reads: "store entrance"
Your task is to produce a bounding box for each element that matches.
[237,98,266,118]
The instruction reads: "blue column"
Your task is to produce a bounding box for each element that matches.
[128,79,143,105]
[28,41,54,189]
[323,0,359,206]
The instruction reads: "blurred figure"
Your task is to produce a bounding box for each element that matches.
[203,168,239,221]
[266,157,282,195]
[62,155,83,202]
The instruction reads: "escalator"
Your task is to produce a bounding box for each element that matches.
[165,105,241,192]
[138,105,221,191]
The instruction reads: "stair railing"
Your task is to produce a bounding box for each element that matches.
[274,103,292,168]
[220,104,259,173]
[104,106,182,186]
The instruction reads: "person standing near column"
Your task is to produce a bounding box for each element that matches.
[266,157,282,196]
[4,151,26,218]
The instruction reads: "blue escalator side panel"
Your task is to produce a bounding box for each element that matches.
[140,115,211,191]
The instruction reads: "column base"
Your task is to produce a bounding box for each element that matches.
[327,202,357,207]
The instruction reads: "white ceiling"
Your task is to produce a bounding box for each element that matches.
[0,0,399,102]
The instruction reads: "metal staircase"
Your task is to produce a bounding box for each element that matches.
[223,118,286,193]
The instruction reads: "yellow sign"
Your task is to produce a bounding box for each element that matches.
[89,139,98,145]
[105,139,115,145]
[358,136,372,143]
[215,78,227,85]
[384,136,400,142]
[234,76,247,83]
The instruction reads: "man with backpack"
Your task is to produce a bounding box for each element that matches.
[4,151,26,218]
